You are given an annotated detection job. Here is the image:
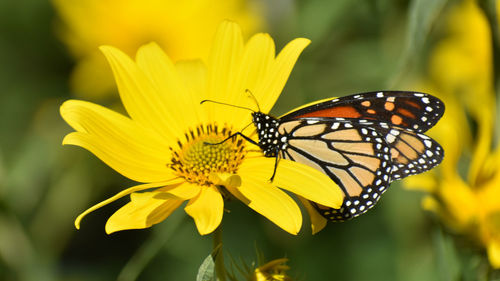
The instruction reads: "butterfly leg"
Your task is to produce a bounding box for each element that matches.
[269,148,281,182]
[204,132,259,146]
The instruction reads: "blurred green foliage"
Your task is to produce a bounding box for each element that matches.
[0,0,497,280]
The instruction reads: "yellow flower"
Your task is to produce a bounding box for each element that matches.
[61,21,343,236]
[52,0,263,99]
[403,0,500,268]
[252,258,291,281]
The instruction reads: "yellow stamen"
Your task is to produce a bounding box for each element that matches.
[169,124,246,186]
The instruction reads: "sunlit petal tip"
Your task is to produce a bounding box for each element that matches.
[216,20,241,35]
[137,41,163,54]
[135,41,171,64]
[61,132,80,146]
[257,37,311,112]
[98,45,124,56]
[60,100,90,133]
[59,99,75,115]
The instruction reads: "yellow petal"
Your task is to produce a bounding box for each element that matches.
[487,240,500,269]
[175,59,209,128]
[206,21,244,122]
[403,173,437,192]
[255,38,311,113]
[297,196,327,234]
[105,191,183,234]
[75,180,174,229]
[439,176,476,229]
[218,32,276,129]
[227,173,302,235]
[63,132,174,183]
[158,181,201,200]
[184,186,223,235]
[100,45,179,140]
[468,107,494,187]
[135,42,200,131]
[61,100,174,183]
[240,157,343,208]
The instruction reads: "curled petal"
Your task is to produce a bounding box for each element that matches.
[75,181,175,229]
[106,191,184,234]
[185,186,224,235]
[297,196,327,234]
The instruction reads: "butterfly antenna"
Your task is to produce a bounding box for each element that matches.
[200,100,255,112]
[245,89,261,112]
[240,120,254,133]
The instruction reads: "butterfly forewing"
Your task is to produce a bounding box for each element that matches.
[280,91,445,133]
[278,118,393,220]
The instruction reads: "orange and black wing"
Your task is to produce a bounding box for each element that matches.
[278,118,392,221]
[280,91,444,133]
[378,124,444,180]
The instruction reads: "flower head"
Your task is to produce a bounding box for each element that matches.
[61,21,342,235]
[52,0,263,99]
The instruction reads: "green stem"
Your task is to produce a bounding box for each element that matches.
[213,225,226,281]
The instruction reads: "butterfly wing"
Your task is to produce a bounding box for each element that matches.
[376,123,444,181]
[277,117,444,221]
[280,91,445,133]
[278,118,393,221]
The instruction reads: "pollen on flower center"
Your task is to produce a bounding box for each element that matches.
[169,124,246,186]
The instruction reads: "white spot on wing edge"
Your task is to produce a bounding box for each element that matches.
[424,140,432,148]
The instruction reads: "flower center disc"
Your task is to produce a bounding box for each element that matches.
[169,124,246,186]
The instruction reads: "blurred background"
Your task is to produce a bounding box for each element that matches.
[1,0,499,280]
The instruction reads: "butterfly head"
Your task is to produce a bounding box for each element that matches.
[251,112,283,157]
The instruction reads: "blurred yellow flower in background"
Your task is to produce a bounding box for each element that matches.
[52,0,264,100]
[404,0,500,268]
[61,21,343,236]
[251,258,291,281]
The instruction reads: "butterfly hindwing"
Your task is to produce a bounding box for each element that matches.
[380,125,444,181]
[280,91,444,133]
[278,118,393,221]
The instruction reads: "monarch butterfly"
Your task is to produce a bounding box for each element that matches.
[207,91,444,221]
